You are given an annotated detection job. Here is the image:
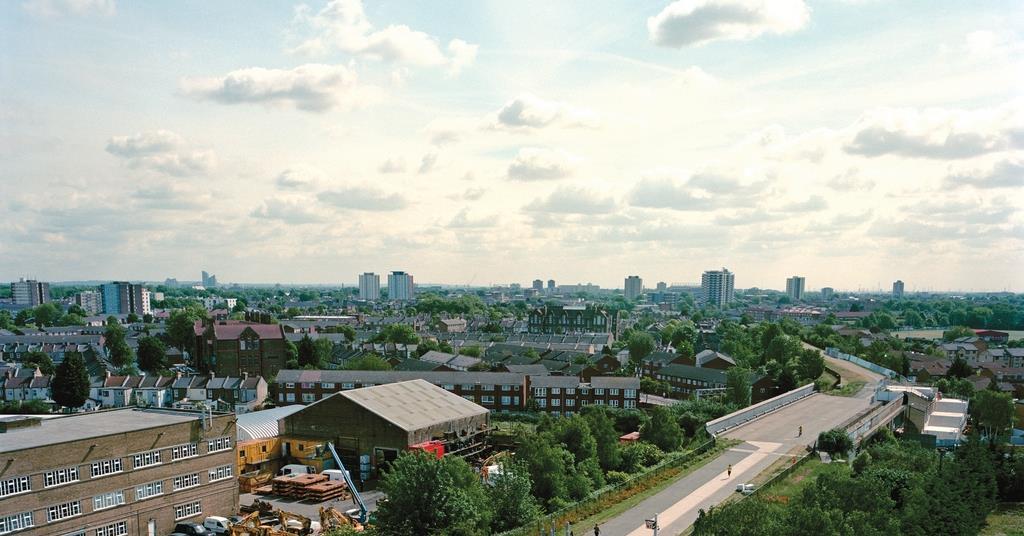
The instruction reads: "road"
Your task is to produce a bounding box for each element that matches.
[803,342,885,399]
[601,392,874,535]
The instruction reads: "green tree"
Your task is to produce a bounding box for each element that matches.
[459,345,482,358]
[104,317,134,368]
[725,367,752,406]
[971,390,1014,439]
[582,406,623,471]
[136,336,167,373]
[627,332,656,364]
[516,433,571,508]
[297,335,317,368]
[375,452,491,535]
[313,338,334,367]
[32,303,62,326]
[340,325,356,343]
[284,340,299,368]
[797,348,825,381]
[373,324,420,345]
[167,307,204,356]
[487,459,541,533]
[943,326,975,342]
[947,357,973,379]
[52,352,90,408]
[343,354,392,371]
[0,310,13,330]
[817,428,853,457]
[619,441,664,473]
[642,406,683,451]
[933,377,974,399]
[21,351,55,375]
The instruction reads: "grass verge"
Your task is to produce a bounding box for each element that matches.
[982,503,1024,536]
[567,438,741,535]
[822,380,866,397]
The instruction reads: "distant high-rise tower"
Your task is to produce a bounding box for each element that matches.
[532,279,544,292]
[656,281,667,292]
[701,268,735,307]
[201,270,217,287]
[75,291,101,314]
[359,272,381,301]
[100,282,150,315]
[547,279,556,293]
[821,287,835,301]
[892,280,905,299]
[624,275,643,301]
[10,278,50,306]
[388,271,415,301]
[786,276,806,301]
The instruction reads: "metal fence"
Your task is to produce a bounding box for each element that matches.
[704,383,816,436]
[824,347,906,381]
[495,438,718,536]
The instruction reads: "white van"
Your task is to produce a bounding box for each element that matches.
[203,516,230,534]
[278,464,315,476]
[321,469,349,482]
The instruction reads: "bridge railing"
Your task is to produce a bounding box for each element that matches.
[825,347,907,382]
[844,400,905,446]
[705,383,816,437]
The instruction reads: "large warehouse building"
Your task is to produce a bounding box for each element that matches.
[279,380,489,482]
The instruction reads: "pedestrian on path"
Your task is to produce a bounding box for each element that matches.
[727,464,732,477]
[799,425,803,437]
[594,523,600,536]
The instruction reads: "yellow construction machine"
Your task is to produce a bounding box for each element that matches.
[320,505,364,532]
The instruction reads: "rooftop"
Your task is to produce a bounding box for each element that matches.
[334,379,488,432]
[0,408,210,453]
[236,405,305,441]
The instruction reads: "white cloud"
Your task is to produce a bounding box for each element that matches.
[378,158,406,174]
[648,0,810,48]
[105,130,215,176]
[447,208,496,228]
[276,167,323,190]
[827,169,875,192]
[418,152,438,174]
[525,187,616,214]
[946,157,1024,189]
[251,198,325,224]
[628,177,717,210]
[490,93,600,130]
[507,148,579,181]
[179,64,369,113]
[289,0,477,75]
[845,101,1024,159]
[317,186,408,211]
[22,0,114,18]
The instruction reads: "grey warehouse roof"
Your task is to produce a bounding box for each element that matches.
[321,379,488,432]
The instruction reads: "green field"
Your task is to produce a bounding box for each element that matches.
[982,503,1024,535]
[892,329,1024,341]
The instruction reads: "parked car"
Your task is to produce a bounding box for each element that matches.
[203,516,231,534]
[735,483,756,495]
[172,522,209,536]
[321,469,349,481]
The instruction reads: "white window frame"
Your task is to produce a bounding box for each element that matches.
[46,500,82,522]
[135,480,163,501]
[321,382,335,389]
[207,437,231,453]
[174,500,202,521]
[132,450,161,469]
[90,458,123,478]
[44,466,80,488]
[301,393,316,403]
[171,443,198,461]
[0,476,30,498]
[208,465,233,482]
[93,491,125,511]
[480,395,494,404]
[0,512,33,535]
[173,473,200,491]
[95,521,127,536]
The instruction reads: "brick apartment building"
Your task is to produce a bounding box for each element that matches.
[0,408,237,536]
[275,370,640,416]
[528,304,611,334]
[193,320,286,378]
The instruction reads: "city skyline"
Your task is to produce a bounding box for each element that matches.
[1,0,1021,291]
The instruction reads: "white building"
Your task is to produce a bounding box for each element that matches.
[624,275,643,301]
[786,276,806,301]
[388,271,415,301]
[202,296,237,310]
[701,268,735,307]
[359,272,381,301]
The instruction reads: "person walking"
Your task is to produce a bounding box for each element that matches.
[727,464,732,477]
[593,523,600,536]
[799,425,803,437]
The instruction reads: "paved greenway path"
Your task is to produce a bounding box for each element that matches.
[601,392,873,535]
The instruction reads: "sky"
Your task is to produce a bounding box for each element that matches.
[1,0,1022,292]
